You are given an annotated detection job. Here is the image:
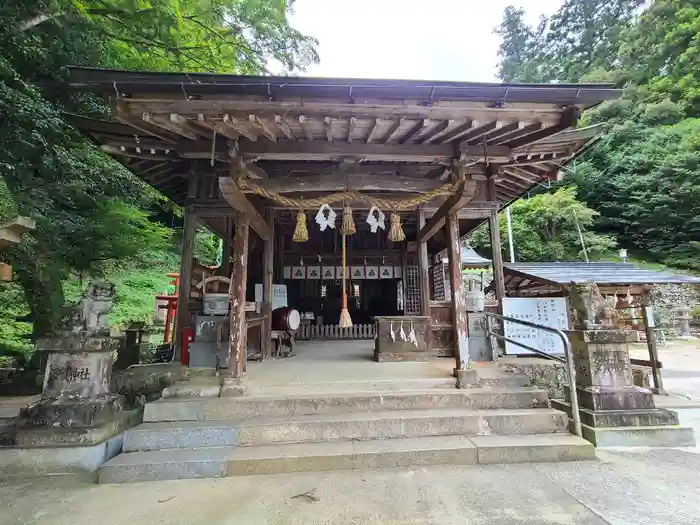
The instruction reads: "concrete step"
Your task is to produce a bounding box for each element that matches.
[125,408,568,451]
[99,434,594,483]
[246,377,457,396]
[143,388,549,422]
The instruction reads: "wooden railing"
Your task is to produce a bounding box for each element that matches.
[297,323,376,340]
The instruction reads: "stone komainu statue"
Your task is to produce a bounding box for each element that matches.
[569,281,620,329]
[61,281,116,334]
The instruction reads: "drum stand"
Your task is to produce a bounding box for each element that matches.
[271,330,296,358]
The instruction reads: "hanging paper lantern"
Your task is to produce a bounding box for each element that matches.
[293,210,309,242]
[388,212,406,242]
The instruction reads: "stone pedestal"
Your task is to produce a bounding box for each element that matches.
[552,329,694,447]
[16,335,128,447]
[676,307,693,338]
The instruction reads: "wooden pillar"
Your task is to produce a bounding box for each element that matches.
[642,288,665,394]
[228,214,250,378]
[487,179,506,302]
[174,206,197,360]
[262,208,274,360]
[446,213,468,371]
[417,209,431,317]
[220,217,233,276]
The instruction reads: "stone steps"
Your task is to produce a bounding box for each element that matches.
[100,434,595,483]
[143,388,550,422]
[124,408,568,452]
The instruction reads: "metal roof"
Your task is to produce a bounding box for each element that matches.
[504,262,700,289]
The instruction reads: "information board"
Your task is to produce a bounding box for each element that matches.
[501,298,570,356]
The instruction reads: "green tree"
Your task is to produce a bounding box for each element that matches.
[472,187,617,262]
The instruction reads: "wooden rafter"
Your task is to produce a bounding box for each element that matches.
[298,115,314,141]
[274,115,294,140]
[417,175,477,242]
[223,114,257,141]
[505,107,578,149]
[380,119,402,143]
[366,118,382,144]
[248,114,277,142]
[399,119,430,144]
[416,120,449,144]
[324,117,333,142]
[492,122,544,145]
[347,117,357,143]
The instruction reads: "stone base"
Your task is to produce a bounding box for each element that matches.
[455,369,477,389]
[14,409,140,447]
[0,433,125,479]
[220,377,247,397]
[18,393,124,428]
[374,350,446,362]
[581,423,695,448]
[162,378,222,398]
[552,400,680,427]
[567,385,654,411]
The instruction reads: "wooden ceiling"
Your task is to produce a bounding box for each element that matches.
[65,68,619,239]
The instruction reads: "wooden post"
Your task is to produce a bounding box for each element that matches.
[417,209,431,317]
[642,288,665,394]
[262,208,274,360]
[220,217,233,276]
[446,213,469,371]
[487,179,506,302]
[228,215,250,378]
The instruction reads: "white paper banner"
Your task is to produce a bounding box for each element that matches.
[351,267,366,279]
[379,266,393,279]
[365,266,379,279]
[291,266,305,279]
[306,266,321,279]
[322,267,335,280]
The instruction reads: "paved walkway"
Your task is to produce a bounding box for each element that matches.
[4,447,700,525]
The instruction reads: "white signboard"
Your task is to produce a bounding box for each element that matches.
[502,298,570,356]
[254,284,288,310]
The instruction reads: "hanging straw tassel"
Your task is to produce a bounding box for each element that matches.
[388,212,406,242]
[338,233,353,328]
[292,210,309,242]
[341,205,356,235]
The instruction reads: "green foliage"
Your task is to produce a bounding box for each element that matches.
[0,0,317,340]
[494,0,700,272]
[195,230,221,267]
[472,187,616,262]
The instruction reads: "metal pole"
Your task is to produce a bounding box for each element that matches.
[505,206,515,263]
[574,212,589,263]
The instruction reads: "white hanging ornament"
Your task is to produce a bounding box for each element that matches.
[399,320,407,342]
[408,321,418,347]
[315,204,337,231]
[366,206,386,233]
[389,321,396,343]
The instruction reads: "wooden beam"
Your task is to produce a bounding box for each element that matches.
[100,145,174,161]
[400,119,430,144]
[447,121,496,143]
[417,210,431,317]
[236,140,504,163]
[228,214,249,378]
[482,121,520,143]
[275,115,294,140]
[262,208,274,360]
[241,173,451,194]
[195,114,239,140]
[366,118,382,144]
[142,114,197,140]
[221,217,233,276]
[417,179,467,243]
[223,114,257,141]
[113,102,179,143]
[248,114,277,142]
[219,176,272,241]
[446,212,469,369]
[460,120,503,144]
[431,120,473,144]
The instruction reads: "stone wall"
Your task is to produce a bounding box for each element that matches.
[650,284,700,334]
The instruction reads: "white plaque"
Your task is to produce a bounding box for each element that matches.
[335,266,349,279]
[394,266,403,279]
[379,266,394,279]
[291,266,305,280]
[502,298,570,356]
[306,266,321,279]
[365,266,379,279]
[283,266,291,279]
[351,266,366,279]
[321,267,335,280]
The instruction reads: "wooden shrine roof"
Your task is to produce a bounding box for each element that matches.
[64,67,621,239]
[502,262,700,295]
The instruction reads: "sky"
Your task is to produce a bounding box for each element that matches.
[289,0,564,82]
